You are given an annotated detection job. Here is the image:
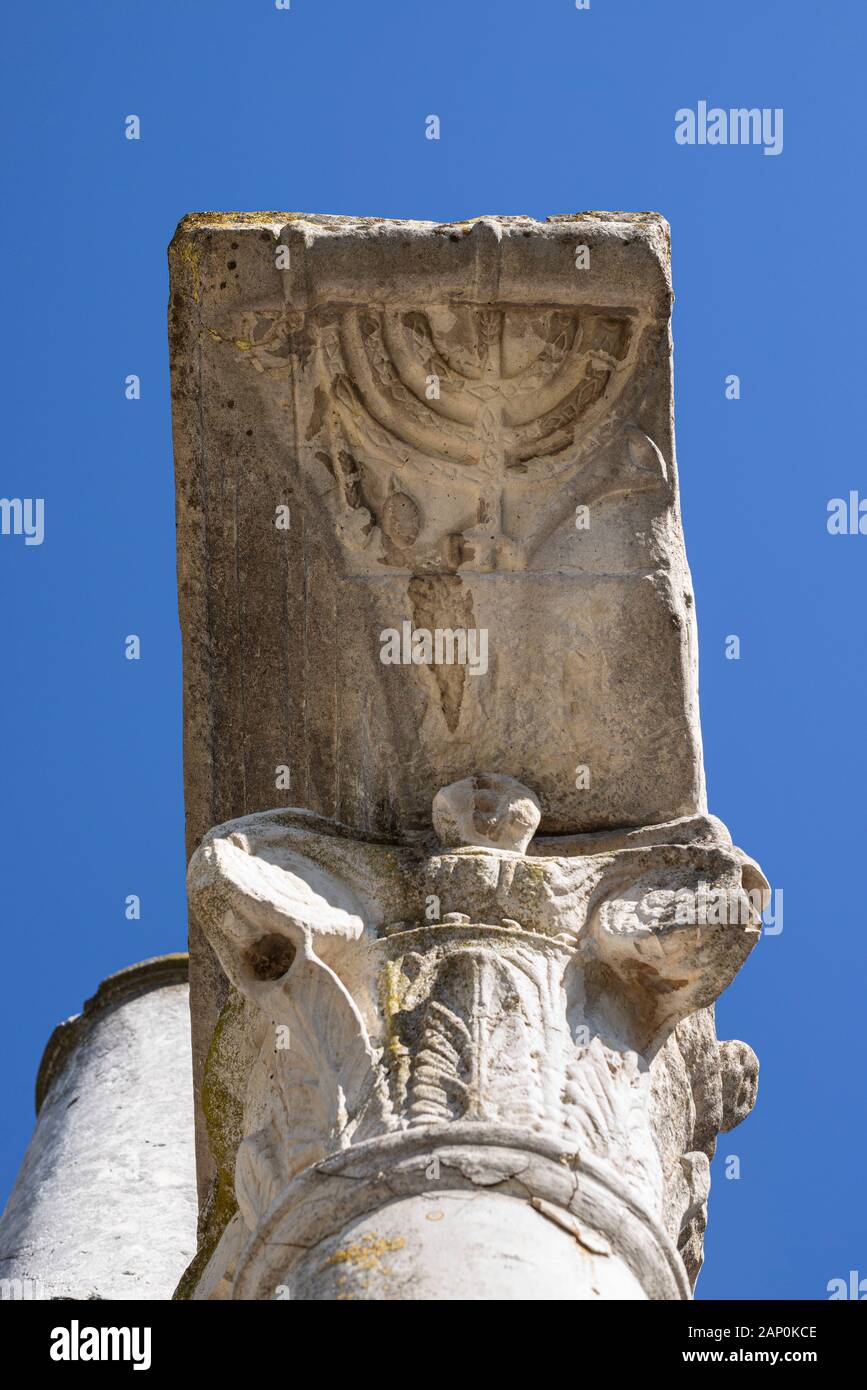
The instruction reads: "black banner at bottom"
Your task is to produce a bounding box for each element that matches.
[0,1297,860,1374]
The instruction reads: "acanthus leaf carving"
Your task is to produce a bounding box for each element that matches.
[188,780,766,1299]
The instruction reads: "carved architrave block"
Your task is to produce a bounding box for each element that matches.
[171,213,702,848]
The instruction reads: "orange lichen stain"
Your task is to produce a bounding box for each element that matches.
[327,1233,406,1272]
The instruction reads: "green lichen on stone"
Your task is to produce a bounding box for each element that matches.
[380,958,407,1059]
[172,988,247,1299]
[170,231,203,305]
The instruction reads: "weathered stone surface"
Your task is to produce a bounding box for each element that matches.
[432,772,541,851]
[170,212,702,847]
[169,212,707,1206]
[168,212,763,1299]
[0,957,197,1301]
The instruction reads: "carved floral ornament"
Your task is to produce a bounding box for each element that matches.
[186,775,767,1301]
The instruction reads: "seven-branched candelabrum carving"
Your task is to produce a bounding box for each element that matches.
[186,775,766,1301]
[237,300,664,576]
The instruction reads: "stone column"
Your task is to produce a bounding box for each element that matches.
[168,213,766,1300]
[0,956,197,1301]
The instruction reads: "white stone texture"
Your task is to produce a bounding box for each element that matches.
[0,956,197,1301]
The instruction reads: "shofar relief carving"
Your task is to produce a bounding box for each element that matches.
[169,213,766,1300]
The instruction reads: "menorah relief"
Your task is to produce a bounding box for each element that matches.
[209,292,667,575]
[177,219,695,838]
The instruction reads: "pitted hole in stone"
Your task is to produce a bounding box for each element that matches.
[245,934,296,982]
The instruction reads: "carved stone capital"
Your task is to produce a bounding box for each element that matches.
[185,794,765,1300]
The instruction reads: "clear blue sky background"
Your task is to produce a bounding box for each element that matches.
[1,0,863,1301]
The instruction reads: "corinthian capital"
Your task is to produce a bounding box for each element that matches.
[185,780,765,1301]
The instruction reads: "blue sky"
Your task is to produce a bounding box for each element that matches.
[1,0,864,1300]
